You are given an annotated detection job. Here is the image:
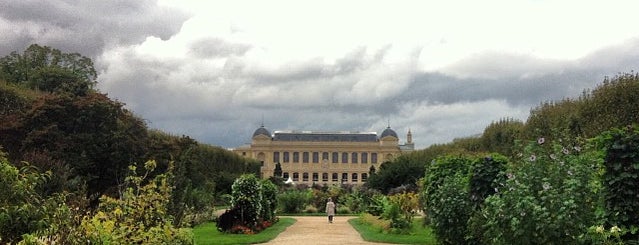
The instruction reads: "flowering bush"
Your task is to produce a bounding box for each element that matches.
[478,138,602,244]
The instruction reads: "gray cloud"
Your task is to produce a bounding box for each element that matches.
[4,1,639,149]
[189,38,251,58]
[0,0,189,57]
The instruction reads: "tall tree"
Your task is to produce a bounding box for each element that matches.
[0,44,97,95]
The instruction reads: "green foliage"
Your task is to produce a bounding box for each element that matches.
[0,44,97,95]
[480,118,524,156]
[260,179,278,222]
[366,154,426,193]
[479,138,602,244]
[595,125,639,241]
[382,192,420,233]
[231,174,263,227]
[0,155,55,243]
[469,154,508,207]
[76,161,193,244]
[423,155,473,244]
[277,190,309,213]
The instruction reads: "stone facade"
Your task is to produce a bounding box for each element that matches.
[233,125,414,185]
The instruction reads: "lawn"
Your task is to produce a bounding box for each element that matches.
[193,217,296,245]
[349,216,437,244]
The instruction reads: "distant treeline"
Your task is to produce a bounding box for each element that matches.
[412,71,639,161]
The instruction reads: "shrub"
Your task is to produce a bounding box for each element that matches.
[595,125,639,242]
[76,161,193,244]
[230,174,263,228]
[424,155,473,244]
[260,180,278,222]
[479,138,601,244]
[303,205,318,213]
[337,206,352,214]
[278,190,309,213]
[0,154,59,243]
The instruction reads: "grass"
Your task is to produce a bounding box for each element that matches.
[193,217,296,245]
[349,215,437,244]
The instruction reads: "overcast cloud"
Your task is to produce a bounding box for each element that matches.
[2,0,639,149]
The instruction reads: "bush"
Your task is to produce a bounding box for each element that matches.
[230,174,263,228]
[260,180,278,222]
[595,125,639,242]
[76,161,194,244]
[479,138,601,244]
[423,155,473,244]
[337,206,352,214]
[278,190,309,213]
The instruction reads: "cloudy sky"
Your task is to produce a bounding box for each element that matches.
[2,0,639,149]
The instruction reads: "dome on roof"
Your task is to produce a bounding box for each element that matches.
[380,127,398,138]
[253,126,271,138]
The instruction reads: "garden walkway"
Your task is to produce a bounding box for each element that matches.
[264,216,383,245]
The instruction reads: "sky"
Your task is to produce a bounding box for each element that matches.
[1,0,639,149]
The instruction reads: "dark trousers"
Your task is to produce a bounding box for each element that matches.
[328,215,334,222]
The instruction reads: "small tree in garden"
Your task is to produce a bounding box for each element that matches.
[230,174,263,228]
[218,174,279,233]
[595,124,639,242]
[260,179,278,222]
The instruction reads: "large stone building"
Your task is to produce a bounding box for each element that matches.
[233,125,414,184]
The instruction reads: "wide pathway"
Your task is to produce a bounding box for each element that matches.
[264,216,384,245]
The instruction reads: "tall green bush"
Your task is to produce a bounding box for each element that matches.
[231,174,263,227]
[595,125,639,242]
[424,155,473,244]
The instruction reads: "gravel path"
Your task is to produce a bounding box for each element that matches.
[263,216,383,245]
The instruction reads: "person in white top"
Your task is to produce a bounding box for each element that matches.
[325,197,336,223]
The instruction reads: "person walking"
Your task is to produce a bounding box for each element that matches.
[326,197,336,223]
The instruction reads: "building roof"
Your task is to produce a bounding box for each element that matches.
[380,127,398,138]
[272,130,378,142]
[252,126,271,138]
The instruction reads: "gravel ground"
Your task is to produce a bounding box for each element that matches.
[263,216,384,245]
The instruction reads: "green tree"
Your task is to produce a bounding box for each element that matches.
[0,44,97,95]
[366,154,426,194]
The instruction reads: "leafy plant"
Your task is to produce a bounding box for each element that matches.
[479,138,602,244]
[595,124,639,242]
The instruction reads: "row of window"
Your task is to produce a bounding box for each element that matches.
[282,172,368,182]
[274,151,378,164]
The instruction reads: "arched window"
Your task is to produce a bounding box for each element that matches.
[302,173,309,181]
[283,172,289,179]
[342,152,348,163]
[322,173,329,182]
[371,153,378,163]
[352,173,358,182]
[362,152,368,163]
[312,173,319,182]
[362,173,368,181]
[332,173,338,182]
[322,152,329,161]
[342,173,348,182]
[352,152,358,163]
[332,152,339,163]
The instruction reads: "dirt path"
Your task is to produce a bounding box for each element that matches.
[263,216,383,245]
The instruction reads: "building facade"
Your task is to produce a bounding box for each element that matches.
[233,125,414,184]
